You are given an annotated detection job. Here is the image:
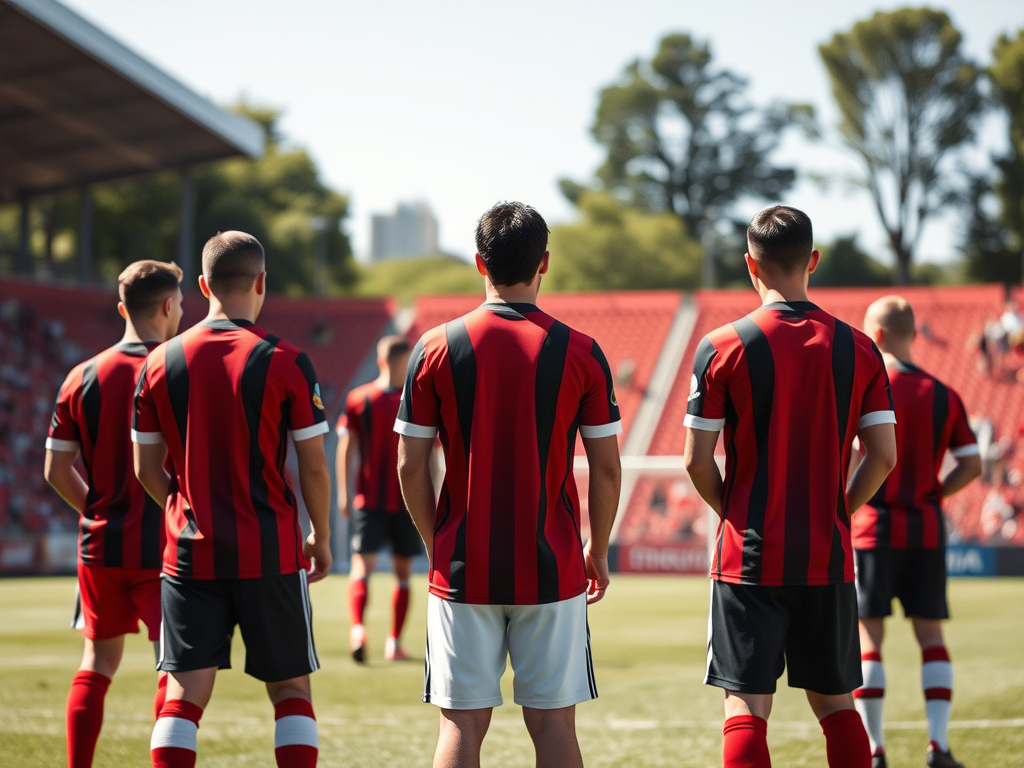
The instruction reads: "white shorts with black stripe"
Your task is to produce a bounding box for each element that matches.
[424,592,596,710]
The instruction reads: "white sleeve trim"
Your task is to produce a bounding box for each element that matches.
[579,421,623,439]
[858,410,897,429]
[290,421,330,442]
[44,437,80,452]
[394,419,438,438]
[950,443,980,458]
[131,429,166,445]
[684,414,726,431]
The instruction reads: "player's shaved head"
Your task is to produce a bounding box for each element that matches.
[747,206,814,275]
[377,335,410,362]
[117,260,182,318]
[865,295,916,343]
[202,231,265,295]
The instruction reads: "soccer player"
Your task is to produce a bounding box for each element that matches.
[684,206,898,768]
[396,202,622,768]
[336,335,418,662]
[852,297,982,768]
[44,260,184,768]
[132,232,332,768]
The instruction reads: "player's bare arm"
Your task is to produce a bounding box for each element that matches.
[940,452,982,498]
[846,423,897,513]
[684,427,723,516]
[294,434,333,582]
[582,434,621,604]
[335,427,359,519]
[397,434,436,563]
[44,448,88,513]
[134,440,170,506]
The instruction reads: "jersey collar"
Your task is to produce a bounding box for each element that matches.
[117,341,155,357]
[201,318,256,330]
[479,301,539,320]
[762,300,819,313]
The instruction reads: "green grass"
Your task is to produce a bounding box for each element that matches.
[1,575,1022,767]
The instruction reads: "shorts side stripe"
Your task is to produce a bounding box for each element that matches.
[423,620,432,703]
[704,580,714,684]
[584,618,597,698]
[71,584,83,630]
[298,570,319,672]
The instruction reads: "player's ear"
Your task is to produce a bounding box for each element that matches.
[474,253,488,277]
[538,252,550,276]
[743,252,758,280]
[162,295,172,317]
[255,271,267,296]
[198,274,211,299]
[807,249,820,274]
[117,302,129,320]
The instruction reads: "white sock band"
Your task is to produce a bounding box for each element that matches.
[275,715,319,749]
[922,660,953,691]
[151,717,198,751]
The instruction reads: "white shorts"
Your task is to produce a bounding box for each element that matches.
[424,592,597,710]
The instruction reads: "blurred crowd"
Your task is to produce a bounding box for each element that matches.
[978,300,1024,381]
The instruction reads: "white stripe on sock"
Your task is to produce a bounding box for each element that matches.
[275,715,319,748]
[862,660,886,690]
[151,717,198,751]
[922,660,953,691]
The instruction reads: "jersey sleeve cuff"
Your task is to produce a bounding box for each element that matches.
[950,443,980,458]
[394,419,439,438]
[131,429,165,445]
[44,437,80,452]
[858,410,897,429]
[290,421,330,442]
[579,421,623,439]
[684,414,726,431]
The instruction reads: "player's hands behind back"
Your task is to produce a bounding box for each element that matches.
[584,540,610,604]
[304,532,332,583]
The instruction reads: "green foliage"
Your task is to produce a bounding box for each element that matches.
[547,193,702,291]
[986,28,1024,269]
[819,8,984,285]
[355,254,481,304]
[960,172,1021,284]
[810,235,892,287]
[579,33,814,236]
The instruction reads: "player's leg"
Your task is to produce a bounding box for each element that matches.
[853,547,894,765]
[386,554,413,659]
[237,572,322,768]
[435,708,493,768]
[130,568,169,720]
[348,508,384,662]
[152,669,216,768]
[522,706,583,768]
[67,636,123,768]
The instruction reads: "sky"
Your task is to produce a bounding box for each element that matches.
[63,0,1024,265]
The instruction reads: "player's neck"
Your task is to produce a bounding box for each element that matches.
[205,294,258,324]
[757,285,810,305]
[377,370,401,390]
[881,348,914,366]
[484,277,540,306]
[120,319,163,345]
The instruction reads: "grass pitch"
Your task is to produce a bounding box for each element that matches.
[1,575,1022,767]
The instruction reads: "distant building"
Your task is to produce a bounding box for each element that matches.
[370,203,439,262]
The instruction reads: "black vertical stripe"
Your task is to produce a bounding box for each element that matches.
[731,318,773,584]
[535,320,571,603]
[931,379,949,464]
[173,475,196,579]
[688,337,718,419]
[140,494,162,569]
[242,335,282,576]
[829,320,856,583]
[398,339,427,425]
[445,320,476,600]
[79,363,101,560]
[164,338,190,449]
[590,339,620,423]
[906,505,924,548]
[278,401,300,572]
[488,411,517,604]
[717,395,739,579]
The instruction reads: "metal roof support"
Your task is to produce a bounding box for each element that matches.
[17,196,31,275]
[77,185,92,283]
[178,166,195,289]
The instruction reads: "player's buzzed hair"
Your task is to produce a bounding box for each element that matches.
[475,202,549,286]
[117,260,183,318]
[202,231,266,294]
[747,205,814,275]
[866,295,916,341]
[377,335,410,362]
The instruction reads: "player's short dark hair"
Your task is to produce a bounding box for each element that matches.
[377,335,410,361]
[117,260,183,317]
[202,231,266,294]
[747,206,814,274]
[475,202,549,287]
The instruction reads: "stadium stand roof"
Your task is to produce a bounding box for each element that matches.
[0,0,264,202]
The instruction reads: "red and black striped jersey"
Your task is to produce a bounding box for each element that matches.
[132,319,329,580]
[396,302,621,605]
[852,360,977,550]
[336,382,404,514]
[47,342,163,569]
[685,301,895,587]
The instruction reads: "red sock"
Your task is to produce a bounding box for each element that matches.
[66,669,111,768]
[390,582,410,640]
[153,674,168,722]
[723,715,770,768]
[151,699,202,768]
[274,698,318,767]
[820,709,871,768]
[348,578,368,626]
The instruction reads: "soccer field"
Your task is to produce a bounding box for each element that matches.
[1,575,1022,767]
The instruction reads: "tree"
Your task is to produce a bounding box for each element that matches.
[578,33,815,237]
[546,192,702,291]
[819,8,984,285]
[810,235,892,287]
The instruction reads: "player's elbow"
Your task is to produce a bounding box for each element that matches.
[959,454,983,483]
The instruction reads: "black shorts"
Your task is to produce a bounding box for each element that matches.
[350,508,422,557]
[854,547,949,620]
[159,571,319,683]
[705,580,861,696]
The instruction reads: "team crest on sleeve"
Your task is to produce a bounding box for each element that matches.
[688,374,701,402]
[312,383,325,411]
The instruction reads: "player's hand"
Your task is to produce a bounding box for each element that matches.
[304,532,333,583]
[583,541,610,605]
[338,499,351,520]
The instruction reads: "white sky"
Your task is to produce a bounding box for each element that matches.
[64,0,1024,265]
